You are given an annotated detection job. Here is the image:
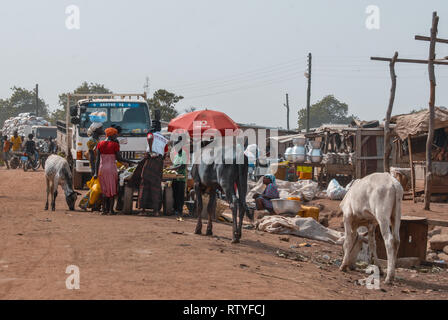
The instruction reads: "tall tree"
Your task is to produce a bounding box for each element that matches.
[147,89,184,121]
[50,82,113,123]
[58,82,112,111]
[0,86,49,127]
[297,95,356,130]
[184,106,197,114]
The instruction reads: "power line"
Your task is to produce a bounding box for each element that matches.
[182,72,303,100]
[176,69,306,94]
[164,57,306,90]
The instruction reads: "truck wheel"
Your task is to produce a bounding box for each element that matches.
[122,185,134,215]
[72,168,84,190]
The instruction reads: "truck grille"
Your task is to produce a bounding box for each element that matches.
[120,151,136,160]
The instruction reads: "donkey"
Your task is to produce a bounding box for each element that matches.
[191,143,252,243]
[44,155,80,211]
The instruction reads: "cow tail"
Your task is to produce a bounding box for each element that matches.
[392,184,403,240]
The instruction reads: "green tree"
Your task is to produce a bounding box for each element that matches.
[0,86,49,127]
[147,89,184,121]
[183,106,197,114]
[50,82,113,123]
[409,107,426,114]
[47,109,67,125]
[297,95,357,130]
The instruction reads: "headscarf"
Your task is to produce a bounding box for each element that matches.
[87,122,103,137]
[264,174,276,185]
[105,127,118,138]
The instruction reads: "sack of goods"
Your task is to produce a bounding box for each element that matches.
[79,177,102,210]
[326,179,347,200]
[1,113,49,137]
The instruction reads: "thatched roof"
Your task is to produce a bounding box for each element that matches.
[391,107,448,140]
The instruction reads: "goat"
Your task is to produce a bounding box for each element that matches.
[191,143,253,243]
[44,155,80,211]
[339,172,403,284]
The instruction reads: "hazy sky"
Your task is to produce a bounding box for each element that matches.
[1,1,448,128]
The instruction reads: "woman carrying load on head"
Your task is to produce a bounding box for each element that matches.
[94,127,131,215]
[252,174,280,213]
[87,122,104,177]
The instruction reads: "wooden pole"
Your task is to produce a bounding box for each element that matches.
[284,93,290,131]
[35,84,39,117]
[408,135,416,203]
[306,53,312,133]
[384,52,399,173]
[356,128,362,179]
[415,35,448,44]
[371,57,448,66]
[66,94,71,157]
[424,12,439,211]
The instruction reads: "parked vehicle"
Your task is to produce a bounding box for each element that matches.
[32,126,57,144]
[57,93,150,189]
[21,152,40,171]
[9,153,21,169]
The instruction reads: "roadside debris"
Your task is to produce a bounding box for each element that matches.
[276,249,309,262]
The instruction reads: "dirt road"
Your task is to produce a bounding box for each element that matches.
[0,167,447,300]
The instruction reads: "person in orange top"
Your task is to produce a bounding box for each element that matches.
[94,127,131,215]
[2,135,11,169]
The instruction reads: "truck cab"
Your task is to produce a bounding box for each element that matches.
[64,94,150,189]
[32,125,57,142]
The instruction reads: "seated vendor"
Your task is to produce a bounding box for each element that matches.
[252,174,280,213]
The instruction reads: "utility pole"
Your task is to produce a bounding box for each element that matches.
[143,76,150,97]
[283,93,290,131]
[306,53,312,133]
[35,84,39,117]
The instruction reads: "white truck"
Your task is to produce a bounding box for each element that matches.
[57,93,151,189]
[32,125,57,141]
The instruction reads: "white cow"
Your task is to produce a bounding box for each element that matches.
[44,155,80,211]
[339,172,403,284]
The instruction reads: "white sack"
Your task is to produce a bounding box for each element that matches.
[255,215,344,245]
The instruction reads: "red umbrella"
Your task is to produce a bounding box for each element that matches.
[168,109,239,136]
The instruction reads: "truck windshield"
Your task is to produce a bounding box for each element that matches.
[78,102,151,137]
[35,127,57,139]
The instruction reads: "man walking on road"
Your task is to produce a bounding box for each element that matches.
[2,135,11,169]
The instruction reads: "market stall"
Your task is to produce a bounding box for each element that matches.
[268,123,399,187]
[391,107,448,202]
[119,164,187,215]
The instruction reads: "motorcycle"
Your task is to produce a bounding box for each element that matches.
[9,153,21,169]
[21,152,40,172]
